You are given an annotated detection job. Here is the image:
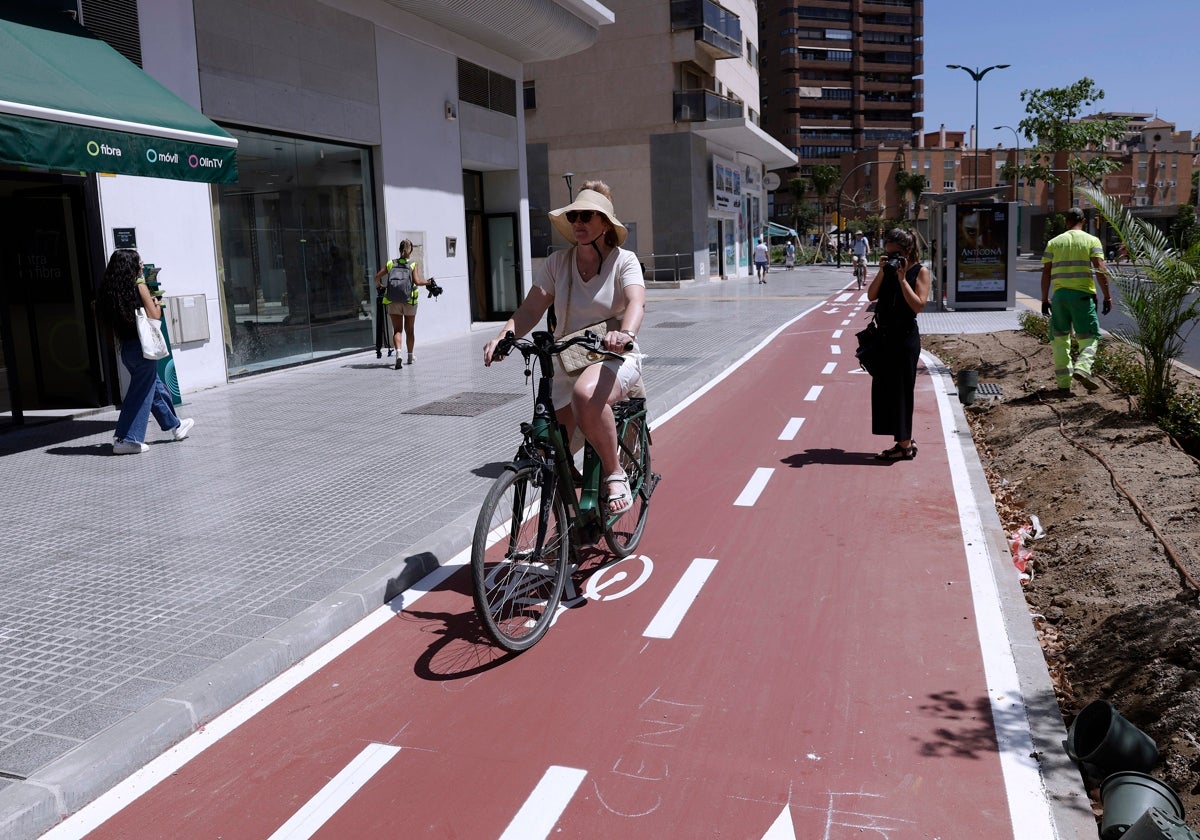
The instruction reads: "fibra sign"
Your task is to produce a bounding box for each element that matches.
[86,140,122,158]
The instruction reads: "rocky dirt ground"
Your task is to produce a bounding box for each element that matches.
[924,329,1200,829]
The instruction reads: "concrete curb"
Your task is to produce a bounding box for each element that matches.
[925,352,1096,838]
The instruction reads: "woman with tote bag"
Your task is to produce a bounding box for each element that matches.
[95,248,193,454]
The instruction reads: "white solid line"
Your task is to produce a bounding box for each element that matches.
[830,344,841,354]
[733,468,773,507]
[267,743,401,840]
[779,417,805,441]
[840,319,851,325]
[821,362,837,374]
[643,558,719,639]
[831,329,843,338]
[925,350,1057,839]
[498,766,587,840]
[803,385,822,401]
[41,552,471,839]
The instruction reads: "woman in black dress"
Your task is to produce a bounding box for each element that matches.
[866,228,930,460]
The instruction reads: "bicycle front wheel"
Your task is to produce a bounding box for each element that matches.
[605,412,652,557]
[471,463,569,652]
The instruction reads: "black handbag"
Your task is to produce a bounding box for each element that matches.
[855,317,885,376]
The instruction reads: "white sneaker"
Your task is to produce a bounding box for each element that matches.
[172,418,195,440]
[113,439,149,455]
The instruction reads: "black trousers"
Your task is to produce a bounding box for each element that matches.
[870,322,920,442]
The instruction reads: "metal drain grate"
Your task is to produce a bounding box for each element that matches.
[652,321,697,329]
[977,383,1003,396]
[403,392,524,417]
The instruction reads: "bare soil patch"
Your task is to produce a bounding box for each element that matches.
[924,330,1200,828]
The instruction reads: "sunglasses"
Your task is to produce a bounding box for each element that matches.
[565,210,600,224]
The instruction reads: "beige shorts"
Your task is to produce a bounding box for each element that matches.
[552,350,643,411]
[386,301,417,317]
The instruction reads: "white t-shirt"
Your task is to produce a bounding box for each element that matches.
[852,236,869,257]
[534,246,644,334]
[753,242,769,263]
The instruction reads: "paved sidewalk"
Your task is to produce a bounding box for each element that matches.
[0,265,1088,838]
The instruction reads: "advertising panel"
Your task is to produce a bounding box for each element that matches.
[949,201,1015,307]
[712,155,741,213]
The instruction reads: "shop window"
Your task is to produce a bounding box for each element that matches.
[215,129,377,376]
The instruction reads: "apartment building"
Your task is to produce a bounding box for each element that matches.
[0,0,608,425]
[523,0,795,281]
[758,0,924,221]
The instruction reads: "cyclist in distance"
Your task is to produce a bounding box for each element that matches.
[483,181,646,515]
[851,230,870,288]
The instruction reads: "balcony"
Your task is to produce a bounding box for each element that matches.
[674,90,743,123]
[670,0,742,60]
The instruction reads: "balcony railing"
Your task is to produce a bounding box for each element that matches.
[673,90,743,123]
[670,0,742,59]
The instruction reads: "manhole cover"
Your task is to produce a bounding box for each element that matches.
[403,392,523,417]
[978,383,1003,396]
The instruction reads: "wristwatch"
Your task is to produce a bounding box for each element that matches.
[620,330,637,340]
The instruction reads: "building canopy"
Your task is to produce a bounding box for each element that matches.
[0,6,237,184]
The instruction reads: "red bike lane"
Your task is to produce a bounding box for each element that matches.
[73,292,1039,839]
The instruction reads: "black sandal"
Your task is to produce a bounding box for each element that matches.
[875,443,917,461]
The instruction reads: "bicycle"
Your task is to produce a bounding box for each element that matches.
[472,329,659,652]
[853,256,866,289]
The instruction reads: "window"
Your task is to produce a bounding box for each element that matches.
[523,81,536,110]
[944,180,956,191]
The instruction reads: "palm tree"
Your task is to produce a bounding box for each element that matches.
[1079,184,1200,418]
[894,171,928,221]
[808,164,840,262]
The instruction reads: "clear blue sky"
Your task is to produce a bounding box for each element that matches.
[921,1,1200,150]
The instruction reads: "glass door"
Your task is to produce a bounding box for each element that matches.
[485,213,520,318]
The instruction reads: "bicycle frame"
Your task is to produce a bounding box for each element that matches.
[509,330,620,544]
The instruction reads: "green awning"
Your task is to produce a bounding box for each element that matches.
[0,6,237,184]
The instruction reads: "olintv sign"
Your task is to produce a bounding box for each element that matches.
[0,112,238,185]
[946,201,1017,309]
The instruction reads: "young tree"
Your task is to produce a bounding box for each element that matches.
[787,176,809,242]
[808,164,840,262]
[1169,204,1199,250]
[1080,185,1200,418]
[1017,78,1129,195]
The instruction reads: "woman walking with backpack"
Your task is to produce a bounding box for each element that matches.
[374,239,432,369]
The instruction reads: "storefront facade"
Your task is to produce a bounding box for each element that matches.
[0,0,610,425]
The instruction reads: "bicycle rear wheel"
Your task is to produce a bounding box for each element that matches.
[472,463,569,652]
[605,408,652,557]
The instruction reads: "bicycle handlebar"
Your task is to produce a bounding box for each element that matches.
[490,329,632,365]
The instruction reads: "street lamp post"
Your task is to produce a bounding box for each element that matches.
[834,150,905,268]
[834,160,874,268]
[994,124,1023,255]
[993,124,1021,202]
[563,171,574,201]
[946,63,1010,189]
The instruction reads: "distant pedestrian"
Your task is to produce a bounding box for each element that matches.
[753,239,770,283]
[374,240,433,369]
[866,228,930,460]
[1041,207,1112,393]
[784,240,796,269]
[95,249,193,454]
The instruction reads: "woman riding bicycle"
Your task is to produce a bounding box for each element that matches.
[483,180,646,516]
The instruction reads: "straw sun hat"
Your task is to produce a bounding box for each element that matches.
[548,188,628,247]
